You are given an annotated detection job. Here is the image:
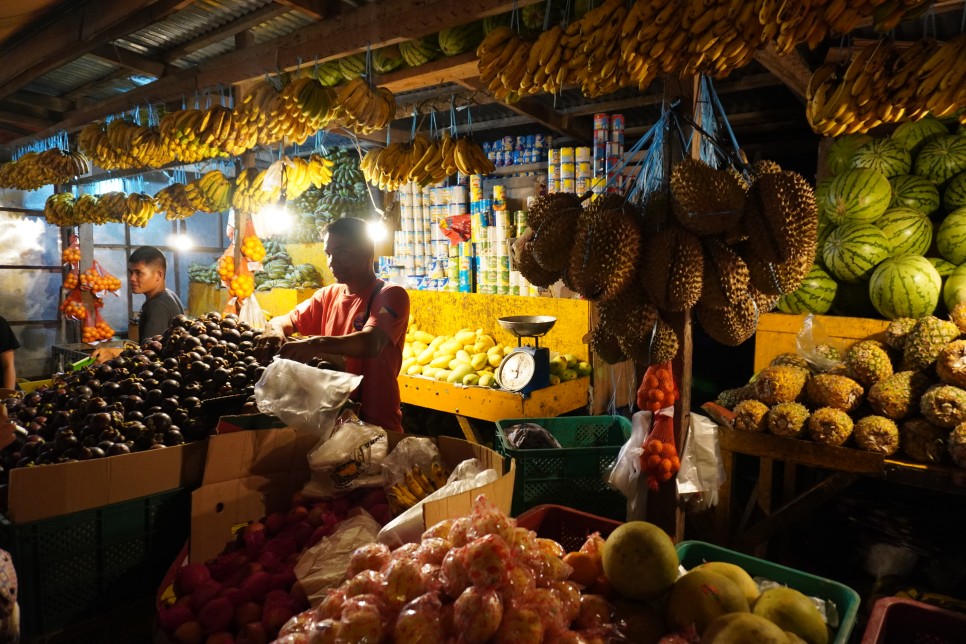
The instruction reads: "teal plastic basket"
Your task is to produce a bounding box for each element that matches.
[676,540,860,644]
[0,489,190,640]
[495,415,632,520]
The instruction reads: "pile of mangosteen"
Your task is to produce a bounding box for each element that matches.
[0,312,266,481]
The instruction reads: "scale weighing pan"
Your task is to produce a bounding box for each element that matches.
[498,315,557,347]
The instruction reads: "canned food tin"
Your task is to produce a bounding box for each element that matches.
[548,148,560,165]
[594,113,609,132]
[561,178,575,193]
[560,162,575,179]
[575,146,592,162]
[560,147,575,162]
[493,184,506,210]
[577,161,593,178]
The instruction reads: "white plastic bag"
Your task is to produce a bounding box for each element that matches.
[608,410,652,521]
[797,313,845,373]
[376,459,498,548]
[238,295,265,330]
[676,412,726,512]
[303,419,388,498]
[254,358,362,437]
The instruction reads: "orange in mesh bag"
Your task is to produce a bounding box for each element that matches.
[60,288,86,320]
[79,260,122,294]
[638,362,681,490]
[82,306,114,343]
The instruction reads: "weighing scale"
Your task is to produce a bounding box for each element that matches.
[496,315,557,394]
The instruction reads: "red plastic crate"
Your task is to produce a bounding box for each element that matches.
[514,504,622,552]
[862,597,966,644]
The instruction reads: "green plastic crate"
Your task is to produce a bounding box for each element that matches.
[0,489,190,640]
[495,415,632,521]
[676,540,860,644]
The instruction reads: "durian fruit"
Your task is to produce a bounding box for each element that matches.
[767,402,810,437]
[901,316,961,371]
[588,201,644,301]
[597,288,659,341]
[641,186,672,233]
[951,302,966,334]
[647,318,680,365]
[884,317,917,350]
[743,170,818,265]
[733,399,769,432]
[920,384,966,428]
[868,371,934,420]
[700,238,750,310]
[750,283,781,315]
[901,417,948,463]
[748,159,783,176]
[753,365,808,405]
[591,324,626,365]
[844,340,894,388]
[807,407,854,446]
[526,192,582,233]
[948,422,966,468]
[716,383,756,409]
[696,289,760,347]
[770,353,810,371]
[744,247,815,297]
[640,224,704,311]
[670,158,744,235]
[853,415,900,455]
[516,239,559,287]
[936,339,966,389]
[531,207,580,272]
[806,374,864,412]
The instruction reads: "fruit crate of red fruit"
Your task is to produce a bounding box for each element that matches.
[495,415,631,521]
[861,597,966,644]
[0,488,190,639]
[514,504,622,552]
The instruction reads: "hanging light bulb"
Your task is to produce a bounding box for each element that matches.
[366,215,387,243]
[167,220,194,251]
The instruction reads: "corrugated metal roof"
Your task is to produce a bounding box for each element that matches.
[24,55,120,95]
[174,11,316,68]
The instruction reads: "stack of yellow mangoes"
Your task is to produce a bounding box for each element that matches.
[400,320,511,388]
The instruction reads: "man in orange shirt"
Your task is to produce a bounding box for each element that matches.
[256,217,410,432]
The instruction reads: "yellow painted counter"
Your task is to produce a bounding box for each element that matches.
[753,312,890,371]
[186,284,318,318]
[399,374,589,422]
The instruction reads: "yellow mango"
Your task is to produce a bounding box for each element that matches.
[455,349,472,364]
[413,330,435,344]
[488,352,504,368]
[439,340,462,355]
[478,373,497,388]
[402,345,414,360]
[470,353,488,370]
[428,336,446,350]
[422,366,439,379]
[416,347,435,365]
[454,330,476,346]
[434,369,451,381]
[401,357,416,372]
[463,373,480,386]
[429,354,455,369]
[406,364,422,376]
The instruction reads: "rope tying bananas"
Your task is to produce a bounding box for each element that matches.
[0,149,90,190]
[361,131,494,191]
[807,34,966,137]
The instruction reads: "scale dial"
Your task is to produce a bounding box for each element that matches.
[497,350,537,392]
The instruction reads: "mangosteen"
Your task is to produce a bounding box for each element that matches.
[222,328,242,345]
[230,372,248,389]
[55,430,79,451]
[75,385,93,398]
[84,398,108,415]
[86,378,102,391]
[144,412,172,434]
[107,443,131,456]
[142,378,160,391]
[163,429,184,446]
[210,367,230,386]
[89,446,106,458]
[159,379,181,397]
[220,316,237,329]
[125,410,144,422]
[122,395,143,412]
[140,349,157,361]
[183,382,203,396]
[98,440,114,452]
[16,457,34,468]
[24,393,42,407]
[146,340,163,353]
[189,361,210,378]
[171,409,188,427]
[159,397,180,415]
[145,389,163,406]
[138,369,155,381]
[181,336,202,351]
[98,428,121,443]
[76,447,93,461]
[96,364,114,380]
[162,357,179,370]
[20,406,37,421]
[121,421,146,441]
[181,397,202,411]
[148,443,166,450]
[88,412,112,431]
[147,406,163,416]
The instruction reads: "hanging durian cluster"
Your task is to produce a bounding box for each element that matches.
[514,157,818,365]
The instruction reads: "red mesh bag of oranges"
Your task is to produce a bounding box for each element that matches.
[62,235,81,290]
[239,219,265,263]
[82,307,114,343]
[60,288,86,320]
[638,362,681,490]
[79,260,122,295]
[218,244,254,302]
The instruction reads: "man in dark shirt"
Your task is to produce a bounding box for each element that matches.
[128,246,184,342]
[0,316,18,390]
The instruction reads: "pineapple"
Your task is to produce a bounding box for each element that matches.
[807,407,854,446]
[901,417,948,463]
[951,302,966,335]
[949,422,966,468]
[753,365,808,405]
[806,374,864,413]
[936,339,966,389]
[767,402,810,438]
[884,317,916,351]
[867,371,934,420]
[715,383,756,410]
[770,352,810,371]
[901,316,961,371]
[919,384,966,428]
[844,340,893,388]
[853,415,900,456]
[733,399,769,432]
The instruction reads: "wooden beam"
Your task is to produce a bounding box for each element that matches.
[0,0,195,101]
[377,51,480,94]
[162,4,292,64]
[753,41,811,103]
[273,0,327,20]
[90,44,166,78]
[5,90,74,114]
[10,0,543,148]
[0,111,51,132]
[65,69,132,105]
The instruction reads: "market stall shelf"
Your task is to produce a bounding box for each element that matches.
[754,312,891,371]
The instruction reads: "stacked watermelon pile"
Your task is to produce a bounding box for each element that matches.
[779,117,966,320]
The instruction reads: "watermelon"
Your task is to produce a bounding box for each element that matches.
[823,223,891,282]
[928,257,957,277]
[815,178,832,218]
[826,134,872,176]
[936,207,966,264]
[869,254,942,319]
[875,207,933,257]
[817,213,835,251]
[889,174,941,215]
[822,169,892,225]
[944,171,966,211]
[914,135,966,186]
[891,117,948,155]
[944,263,966,311]
[438,21,485,56]
[483,12,511,35]
[372,44,405,74]
[850,139,912,177]
[777,264,837,314]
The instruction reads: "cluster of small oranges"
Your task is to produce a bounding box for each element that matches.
[62,246,81,263]
[60,299,87,320]
[63,272,79,289]
[82,320,114,343]
[229,273,254,298]
[240,235,265,262]
[80,268,121,292]
[217,255,235,282]
[641,438,681,485]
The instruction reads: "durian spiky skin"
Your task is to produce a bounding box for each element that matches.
[670,158,744,236]
[744,246,816,297]
[853,415,900,455]
[754,365,808,405]
[733,399,769,432]
[591,325,626,365]
[526,192,582,232]
[767,402,810,437]
[700,238,750,310]
[936,339,966,389]
[844,340,894,388]
[531,208,579,272]
[597,288,657,341]
[902,316,961,371]
[744,170,818,265]
[920,384,966,429]
[590,202,644,302]
[806,374,864,412]
[640,224,704,311]
[868,371,934,420]
[716,383,756,410]
[901,417,949,464]
[949,422,966,468]
[517,239,559,287]
[770,353,810,371]
[696,289,760,347]
[885,317,916,351]
[808,407,854,446]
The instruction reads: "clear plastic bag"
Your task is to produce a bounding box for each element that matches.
[797,313,845,373]
[676,412,726,512]
[239,293,265,330]
[608,410,651,521]
[381,437,448,516]
[254,358,362,437]
[303,419,389,498]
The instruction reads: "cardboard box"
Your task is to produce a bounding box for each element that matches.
[189,427,515,563]
[4,440,208,524]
